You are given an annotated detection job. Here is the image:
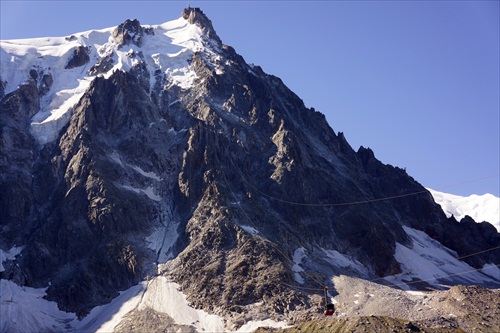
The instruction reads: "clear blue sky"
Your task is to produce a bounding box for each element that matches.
[1,1,499,196]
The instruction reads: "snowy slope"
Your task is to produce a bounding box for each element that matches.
[0,16,220,145]
[2,225,497,333]
[0,277,289,333]
[428,188,500,232]
[384,226,499,289]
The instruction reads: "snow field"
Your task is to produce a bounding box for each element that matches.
[0,276,290,333]
[385,226,498,289]
[428,188,499,232]
[1,16,209,146]
[0,279,76,333]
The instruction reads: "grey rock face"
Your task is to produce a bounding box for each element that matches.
[88,54,114,76]
[0,79,5,99]
[112,19,144,47]
[65,45,90,69]
[114,308,196,333]
[28,68,53,95]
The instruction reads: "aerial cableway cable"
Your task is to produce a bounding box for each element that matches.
[211,130,499,311]
[226,153,500,286]
[213,143,327,289]
[382,263,500,289]
[368,245,500,285]
[230,159,499,207]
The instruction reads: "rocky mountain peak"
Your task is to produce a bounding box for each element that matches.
[112,19,146,47]
[181,7,222,45]
[0,7,499,332]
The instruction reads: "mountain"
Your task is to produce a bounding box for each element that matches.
[1,7,499,332]
[428,189,500,232]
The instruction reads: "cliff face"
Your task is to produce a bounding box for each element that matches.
[0,7,498,321]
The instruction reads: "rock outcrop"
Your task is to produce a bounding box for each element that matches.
[65,45,90,69]
[112,19,145,47]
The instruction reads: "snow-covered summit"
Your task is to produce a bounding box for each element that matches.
[428,188,500,232]
[0,12,219,145]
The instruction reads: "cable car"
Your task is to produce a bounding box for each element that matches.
[324,303,335,316]
[323,286,335,316]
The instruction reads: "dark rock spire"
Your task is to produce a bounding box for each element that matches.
[181,7,222,45]
[112,19,144,47]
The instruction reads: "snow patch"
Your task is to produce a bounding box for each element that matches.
[146,221,179,264]
[138,277,225,332]
[481,263,500,280]
[77,283,145,333]
[322,248,369,276]
[0,276,288,333]
[236,319,291,332]
[292,247,306,284]
[240,225,259,235]
[122,185,162,201]
[386,226,498,289]
[110,151,163,181]
[0,246,23,272]
[130,165,162,181]
[0,279,76,333]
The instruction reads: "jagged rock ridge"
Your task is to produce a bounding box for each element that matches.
[0,7,498,329]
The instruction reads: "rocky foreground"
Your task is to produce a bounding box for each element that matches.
[256,275,499,333]
[259,317,468,333]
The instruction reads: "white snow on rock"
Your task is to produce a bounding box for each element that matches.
[0,16,212,145]
[147,226,179,263]
[121,184,162,201]
[240,225,260,234]
[0,279,77,333]
[76,283,145,333]
[385,226,499,289]
[0,246,23,272]
[130,165,162,181]
[137,277,225,332]
[480,263,500,280]
[109,151,163,181]
[322,248,370,277]
[428,188,500,232]
[237,319,291,332]
[0,276,289,333]
[292,247,306,284]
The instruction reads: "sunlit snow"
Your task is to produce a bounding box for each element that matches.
[385,226,499,289]
[0,16,211,145]
[428,188,500,232]
[0,276,289,333]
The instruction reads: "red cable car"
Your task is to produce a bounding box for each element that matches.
[324,303,335,316]
[323,286,335,316]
